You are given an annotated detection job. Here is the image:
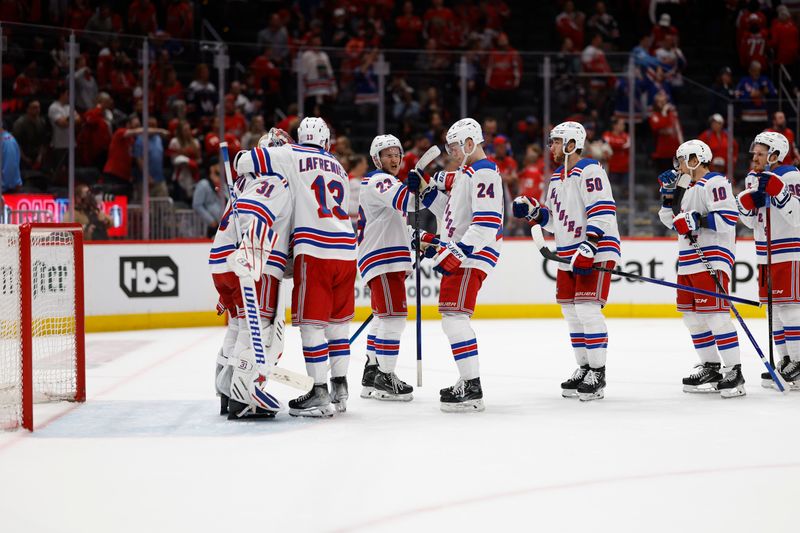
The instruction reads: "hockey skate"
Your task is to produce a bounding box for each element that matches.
[682,362,722,393]
[330,376,349,413]
[762,356,790,390]
[578,367,605,401]
[780,360,800,391]
[561,365,589,398]
[440,378,484,412]
[372,370,413,401]
[289,384,336,417]
[718,365,746,398]
[361,363,379,399]
[227,398,278,420]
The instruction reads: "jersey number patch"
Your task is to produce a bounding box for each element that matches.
[585,177,603,192]
[711,187,727,202]
[311,175,349,220]
[476,183,495,198]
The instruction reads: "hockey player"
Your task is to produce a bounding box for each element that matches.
[260,117,357,417]
[357,134,416,401]
[736,131,800,389]
[406,118,503,412]
[512,121,620,401]
[210,144,292,419]
[657,139,745,398]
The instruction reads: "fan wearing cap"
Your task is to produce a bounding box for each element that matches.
[512,121,621,401]
[658,139,744,397]
[697,114,739,173]
[737,131,800,389]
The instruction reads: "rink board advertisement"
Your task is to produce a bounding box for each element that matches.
[82,239,767,331]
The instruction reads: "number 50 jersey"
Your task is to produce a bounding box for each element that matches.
[267,143,357,261]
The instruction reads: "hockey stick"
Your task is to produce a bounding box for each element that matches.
[765,161,775,368]
[412,145,442,387]
[220,142,313,392]
[349,313,374,344]
[530,225,761,307]
[671,176,787,393]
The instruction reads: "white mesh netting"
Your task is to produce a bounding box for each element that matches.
[0,226,80,430]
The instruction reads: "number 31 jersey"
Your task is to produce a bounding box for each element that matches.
[267,143,357,261]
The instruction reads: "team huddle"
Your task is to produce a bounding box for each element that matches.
[207,114,800,420]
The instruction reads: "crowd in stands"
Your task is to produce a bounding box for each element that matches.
[0,0,798,238]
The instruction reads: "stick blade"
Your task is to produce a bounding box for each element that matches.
[416,145,441,171]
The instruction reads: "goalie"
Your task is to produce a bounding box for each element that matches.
[210,133,293,420]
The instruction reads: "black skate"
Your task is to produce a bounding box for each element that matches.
[372,370,413,401]
[227,398,278,420]
[440,378,484,412]
[361,363,379,399]
[718,364,746,398]
[762,356,790,390]
[330,376,349,413]
[682,362,722,393]
[289,384,335,417]
[561,365,590,398]
[780,360,800,390]
[578,367,606,401]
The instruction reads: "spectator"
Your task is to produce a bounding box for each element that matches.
[651,13,678,52]
[193,158,225,238]
[490,135,518,196]
[102,115,161,197]
[738,13,769,70]
[736,61,776,122]
[134,117,168,198]
[765,111,800,165]
[736,0,767,46]
[354,49,380,106]
[698,114,739,172]
[648,90,682,170]
[641,65,673,106]
[553,37,583,112]
[602,118,630,186]
[78,93,114,168]
[168,119,202,201]
[12,100,48,172]
[66,0,92,30]
[48,86,79,182]
[73,183,112,240]
[257,13,290,65]
[1,127,22,193]
[399,135,431,176]
[203,116,241,161]
[73,56,99,112]
[166,0,194,40]
[587,1,619,48]
[482,117,500,156]
[229,81,256,117]
[154,66,184,119]
[335,136,354,162]
[391,80,420,123]
[517,145,545,199]
[222,95,247,138]
[424,0,455,41]
[709,66,736,117]
[13,62,40,99]
[128,0,158,35]
[299,36,337,117]
[85,4,121,48]
[108,53,136,109]
[347,154,368,227]
[770,6,799,72]
[241,115,266,150]
[395,1,423,49]
[654,34,686,94]
[186,63,218,127]
[632,34,660,72]
[513,116,541,151]
[328,8,352,49]
[581,33,614,98]
[485,32,521,103]
[556,1,586,48]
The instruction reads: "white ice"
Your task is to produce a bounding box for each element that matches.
[1,319,798,533]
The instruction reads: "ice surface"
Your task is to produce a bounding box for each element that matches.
[0,319,798,532]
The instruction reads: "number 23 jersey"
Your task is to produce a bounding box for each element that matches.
[267,143,357,261]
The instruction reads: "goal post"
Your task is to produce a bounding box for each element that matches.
[1,223,85,431]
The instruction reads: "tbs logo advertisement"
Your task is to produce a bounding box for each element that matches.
[120,257,178,298]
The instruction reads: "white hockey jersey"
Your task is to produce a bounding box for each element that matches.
[738,165,800,265]
[356,169,418,284]
[424,158,503,275]
[658,171,737,277]
[542,158,621,271]
[266,143,357,261]
[209,169,292,279]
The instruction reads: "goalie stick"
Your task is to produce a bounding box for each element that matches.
[220,142,313,393]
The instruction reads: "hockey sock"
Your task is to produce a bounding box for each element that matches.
[681,312,721,364]
[442,313,480,380]
[706,312,741,367]
[574,303,608,369]
[561,304,588,366]
[771,310,788,358]
[300,324,329,384]
[365,319,378,366]
[374,316,405,373]
[325,322,351,378]
[776,305,800,361]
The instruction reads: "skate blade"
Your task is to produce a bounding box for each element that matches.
[561,389,579,398]
[372,391,413,402]
[578,389,605,402]
[332,399,347,413]
[440,399,485,412]
[761,378,779,390]
[789,381,800,391]
[720,386,747,399]
[682,383,719,393]
[289,404,336,418]
[227,410,277,421]
[360,386,375,399]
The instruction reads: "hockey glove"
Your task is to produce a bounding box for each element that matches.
[758,172,791,207]
[512,195,542,222]
[570,240,597,276]
[433,242,468,275]
[672,210,701,235]
[406,168,427,193]
[736,188,766,212]
[658,169,678,196]
[418,230,442,259]
[429,170,456,192]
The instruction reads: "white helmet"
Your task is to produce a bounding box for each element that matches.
[445,118,484,160]
[369,134,403,168]
[674,139,712,171]
[258,127,294,149]
[750,131,789,164]
[297,117,330,150]
[549,121,586,154]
